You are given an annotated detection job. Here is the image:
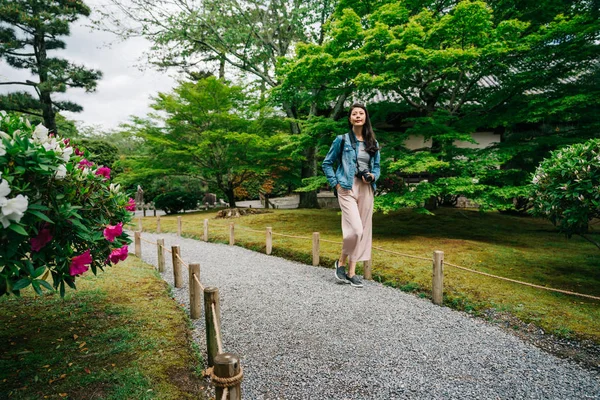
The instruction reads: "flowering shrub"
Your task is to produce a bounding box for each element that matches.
[530,139,600,249]
[0,112,134,296]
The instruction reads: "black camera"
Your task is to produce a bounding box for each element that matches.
[357,169,374,183]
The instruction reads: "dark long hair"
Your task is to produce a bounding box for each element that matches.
[348,103,379,156]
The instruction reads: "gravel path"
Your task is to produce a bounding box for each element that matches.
[134,231,600,400]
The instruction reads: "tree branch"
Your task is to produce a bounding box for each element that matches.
[577,233,600,251]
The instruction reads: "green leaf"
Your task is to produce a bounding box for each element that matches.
[37,280,54,292]
[28,204,49,211]
[28,210,54,224]
[32,266,46,278]
[8,224,28,236]
[12,278,31,291]
[32,280,43,296]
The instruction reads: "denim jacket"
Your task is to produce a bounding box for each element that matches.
[322,132,381,192]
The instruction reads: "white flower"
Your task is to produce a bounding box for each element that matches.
[25,119,31,128]
[0,131,9,140]
[0,110,6,117]
[32,124,49,143]
[55,164,67,180]
[471,178,479,184]
[0,142,5,157]
[61,146,73,162]
[0,179,10,198]
[43,137,58,152]
[1,194,28,228]
[109,183,121,193]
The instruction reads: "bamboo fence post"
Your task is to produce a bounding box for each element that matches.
[143,207,147,217]
[312,232,320,266]
[177,216,182,236]
[137,217,143,232]
[203,219,209,242]
[153,209,156,217]
[172,245,183,288]
[266,227,272,255]
[214,353,243,400]
[157,215,161,233]
[189,263,201,319]
[229,223,235,246]
[134,231,141,257]
[363,259,372,281]
[204,287,221,367]
[157,238,165,272]
[433,250,444,305]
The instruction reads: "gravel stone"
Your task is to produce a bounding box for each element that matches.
[134,231,600,400]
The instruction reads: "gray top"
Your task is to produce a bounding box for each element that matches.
[357,141,370,172]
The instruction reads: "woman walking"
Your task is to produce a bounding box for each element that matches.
[322,103,381,288]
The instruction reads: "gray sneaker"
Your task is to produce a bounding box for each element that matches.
[334,260,350,284]
[346,274,363,288]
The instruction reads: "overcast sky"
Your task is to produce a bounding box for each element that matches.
[0,4,180,131]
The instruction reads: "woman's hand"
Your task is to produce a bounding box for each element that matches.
[336,184,341,192]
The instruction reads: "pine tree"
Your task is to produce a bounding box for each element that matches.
[0,0,102,133]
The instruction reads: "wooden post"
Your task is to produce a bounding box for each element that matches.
[157,238,165,272]
[137,216,143,232]
[433,250,444,305]
[189,263,201,319]
[312,232,320,266]
[229,223,234,246]
[134,231,141,258]
[266,227,272,255]
[172,245,183,288]
[143,207,146,217]
[214,353,242,400]
[204,287,221,367]
[203,219,209,242]
[153,209,156,217]
[157,215,161,233]
[363,259,372,280]
[177,216,182,237]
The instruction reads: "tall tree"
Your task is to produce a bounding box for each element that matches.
[0,0,102,133]
[94,0,338,207]
[117,77,295,207]
[278,0,600,212]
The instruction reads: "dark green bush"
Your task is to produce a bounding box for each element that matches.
[153,191,199,214]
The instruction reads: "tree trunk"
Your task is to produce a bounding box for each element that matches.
[299,146,319,208]
[225,186,236,208]
[219,57,225,80]
[34,33,57,133]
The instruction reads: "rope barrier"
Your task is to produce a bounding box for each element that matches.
[320,238,342,245]
[192,272,205,292]
[140,237,157,246]
[444,261,600,301]
[212,302,223,354]
[235,226,265,234]
[204,366,244,389]
[161,244,172,254]
[271,232,312,240]
[176,253,189,269]
[371,245,432,262]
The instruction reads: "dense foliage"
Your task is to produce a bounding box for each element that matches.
[530,139,600,250]
[153,191,199,215]
[0,112,134,297]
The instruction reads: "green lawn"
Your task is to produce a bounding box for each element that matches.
[138,207,600,342]
[0,257,207,400]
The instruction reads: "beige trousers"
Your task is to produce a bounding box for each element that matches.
[337,177,373,262]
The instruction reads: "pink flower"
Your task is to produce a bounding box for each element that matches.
[78,159,93,169]
[108,245,129,264]
[30,228,53,252]
[63,138,70,147]
[69,250,92,276]
[95,166,111,180]
[125,198,136,211]
[103,222,123,242]
[75,148,84,156]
